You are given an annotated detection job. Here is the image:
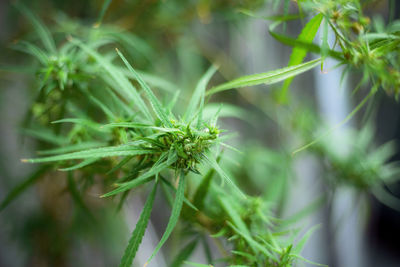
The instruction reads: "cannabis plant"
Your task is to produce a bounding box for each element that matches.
[1,0,400,266]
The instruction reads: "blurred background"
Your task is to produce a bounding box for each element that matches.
[1,0,400,266]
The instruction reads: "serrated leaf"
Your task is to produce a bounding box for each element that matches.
[206,58,321,96]
[146,172,185,264]
[102,153,177,197]
[116,49,173,127]
[104,122,181,133]
[279,13,323,102]
[69,38,152,121]
[38,142,105,155]
[119,182,158,267]
[23,145,156,163]
[160,176,198,211]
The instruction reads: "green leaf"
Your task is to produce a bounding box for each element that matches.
[206,58,321,96]
[95,0,112,26]
[118,67,178,93]
[184,65,218,123]
[116,49,173,127]
[103,123,182,133]
[106,156,134,174]
[160,176,198,211]
[292,225,321,254]
[59,158,99,171]
[184,261,212,267]
[192,156,219,210]
[12,41,49,65]
[279,13,323,102]
[227,222,277,261]
[21,128,68,146]
[69,38,152,121]
[23,145,156,163]
[170,239,198,267]
[0,165,50,212]
[292,91,374,155]
[52,118,107,132]
[102,153,177,197]
[14,2,56,53]
[38,142,105,156]
[201,153,245,199]
[119,182,158,267]
[146,172,186,264]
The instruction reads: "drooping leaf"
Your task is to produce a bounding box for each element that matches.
[119,182,158,267]
[206,59,321,96]
[146,172,186,264]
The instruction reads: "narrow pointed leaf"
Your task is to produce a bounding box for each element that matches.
[59,158,99,171]
[102,154,177,197]
[206,58,321,96]
[119,182,158,267]
[293,225,321,254]
[201,153,245,198]
[15,2,56,53]
[96,0,112,26]
[69,38,152,121]
[279,13,323,102]
[184,65,218,122]
[146,172,185,264]
[116,49,173,127]
[23,145,155,163]
[38,142,105,156]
